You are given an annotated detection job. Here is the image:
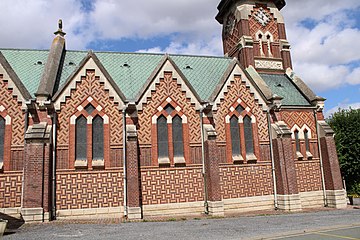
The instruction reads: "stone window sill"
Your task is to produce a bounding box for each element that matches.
[75,159,87,167]
[174,157,185,165]
[246,153,257,163]
[296,151,304,160]
[306,151,313,160]
[158,157,170,166]
[232,155,244,164]
[92,159,104,167]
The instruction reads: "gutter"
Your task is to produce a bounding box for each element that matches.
[21,108,29,209]
[200,105,209,214]
[122,105,128,218]
[51,112,57,220]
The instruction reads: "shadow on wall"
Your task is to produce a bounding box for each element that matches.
[0,212,24,236]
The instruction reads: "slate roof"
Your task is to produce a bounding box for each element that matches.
[0,48,313,107]
[260,73,311,106]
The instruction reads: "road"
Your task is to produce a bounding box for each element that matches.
[4,208,360,240]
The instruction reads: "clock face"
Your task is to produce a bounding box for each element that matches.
[253,8,271,26]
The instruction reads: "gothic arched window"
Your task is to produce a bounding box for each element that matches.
[230,116,241,158]
[0,116,5,166]
[157,115,169,159]
[244,115,254,155]
[76,115,87,160]
[172,115,184,158]
[92,115,104,160]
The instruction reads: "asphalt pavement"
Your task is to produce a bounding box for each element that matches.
[3,208,360,240]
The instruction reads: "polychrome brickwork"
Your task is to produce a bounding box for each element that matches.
[220,164,273,199]
[57,69,123,168]
[214,75,269,144]
[295,160,322,192]
[137,71,201,147]
[141,167,204,205]
[0,172,22,208]
[249,6,279,41]
[56,170,123,210]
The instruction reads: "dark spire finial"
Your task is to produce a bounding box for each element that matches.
[54,19,66,37]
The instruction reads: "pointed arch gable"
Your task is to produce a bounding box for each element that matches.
[53,52,125,110]
[211,62,269,111]
[136,58,202,111]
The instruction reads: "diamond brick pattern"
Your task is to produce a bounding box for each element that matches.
[141,167,204,205]
[249,7,279,41]
[138,72,201,145]
[215,75,268,142]
[295,161,322,192]
[282,111,317,138]
[56,170,123,210]
[57,69,123,164]
[0,173,22,208]
[220,164,273,199]
[0,76,25,147]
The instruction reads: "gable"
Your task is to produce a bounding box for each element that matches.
[53,56,125,110]
[137,59,202,111]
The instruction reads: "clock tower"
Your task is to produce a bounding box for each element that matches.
[216,0,292,72]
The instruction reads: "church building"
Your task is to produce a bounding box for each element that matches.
[0,0,346,222]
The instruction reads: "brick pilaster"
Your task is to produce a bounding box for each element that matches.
[320,136,343,191]
[22,122,52,222]
[126,125,141,220]
[203,125,223,216]
[272,122,301,211]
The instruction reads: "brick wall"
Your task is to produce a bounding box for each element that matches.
[0,172,22,208]
[56,170,123,210]
[295,160,322,192]
[220,163,273,199]
[141,167,204,205]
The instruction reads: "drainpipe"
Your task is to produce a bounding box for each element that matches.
[51,112,57,220]
[122,105,128,218]
[200,105,209,214]
[267,110,278,210]
[21,108,29,208]
[314,110,328,207]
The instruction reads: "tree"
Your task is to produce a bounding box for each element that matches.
[328,108,360,195]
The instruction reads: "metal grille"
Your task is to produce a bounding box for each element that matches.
[92,115,104,160]
[157,115,168,158]
[230,116,241,156]
[244,116,254,154]
[172,115,184,157]
[0,117,4,162]
[76,116,87,160]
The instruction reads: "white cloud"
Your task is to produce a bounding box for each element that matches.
[325,102,360,118]
[346,67,360,85]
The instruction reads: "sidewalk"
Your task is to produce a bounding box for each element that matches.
[3,207,360,240]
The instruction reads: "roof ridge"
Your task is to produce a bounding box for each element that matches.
[0,48,49,52]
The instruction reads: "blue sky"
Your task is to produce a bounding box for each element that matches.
[0,0,359,117]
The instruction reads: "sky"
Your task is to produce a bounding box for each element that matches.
[0,0,359,117]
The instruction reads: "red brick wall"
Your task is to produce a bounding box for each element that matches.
[295,161,322,192]
[220,163,273,199]
[0,172,22,208]
[56,69,123,169]
[56,170,123,210]
[141,167,204,205]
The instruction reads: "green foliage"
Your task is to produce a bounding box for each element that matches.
[328,108,360,195]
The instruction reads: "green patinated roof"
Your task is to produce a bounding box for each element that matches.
[170,55,233,100]
[260,73,311,106]
[0,49,49,97]
[95,52,164,100]
[56,50,88,92]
